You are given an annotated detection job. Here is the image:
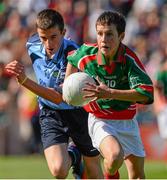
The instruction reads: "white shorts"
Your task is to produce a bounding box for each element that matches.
[88,113,145,158]
[157,106,167,139]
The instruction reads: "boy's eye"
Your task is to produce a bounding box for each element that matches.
[106,32,113,36]
[41,37,47,41]
[97,31,113,37]
[97,32,103,36]
[52,35,57,39]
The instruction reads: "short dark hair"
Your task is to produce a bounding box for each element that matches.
[96,11,126,35]
[36,9,64,32]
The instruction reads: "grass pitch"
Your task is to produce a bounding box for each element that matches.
[0,155,167,179]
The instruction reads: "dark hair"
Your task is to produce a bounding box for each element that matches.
[96,11,126,35]
[36,9,64,32]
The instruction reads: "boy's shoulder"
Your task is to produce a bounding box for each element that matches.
[123,44,142,62]
[63,38,79,58]
[64,38,78,47]
[27,33,41,44]
[68,42,98,58]
[123,43,138,57]
[26,33,43,58]
[80,42,98,53]
[82,42,98,49]
[122,43,146,71]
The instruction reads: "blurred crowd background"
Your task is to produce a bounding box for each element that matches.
[0,0,167,160]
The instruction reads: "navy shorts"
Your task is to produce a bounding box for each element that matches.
[39,106,99,157]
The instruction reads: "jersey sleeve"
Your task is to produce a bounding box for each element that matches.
[67,49,80,68]
[67,44,88,69]
[26,33,42,64]
[127,57,154,104]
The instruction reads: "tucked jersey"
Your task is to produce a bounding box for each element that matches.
[26,33,79,110]
[67,43,154,119]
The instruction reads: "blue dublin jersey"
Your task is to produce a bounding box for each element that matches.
[26,33,79,110]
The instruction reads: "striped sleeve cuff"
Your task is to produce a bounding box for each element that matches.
[135,84,154,104]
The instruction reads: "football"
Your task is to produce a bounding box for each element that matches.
[63,72,96,106]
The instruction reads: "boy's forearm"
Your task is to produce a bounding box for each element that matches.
[109,89,149,103]
[20,77,63,104]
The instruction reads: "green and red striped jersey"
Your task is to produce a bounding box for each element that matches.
[67,43,154,120]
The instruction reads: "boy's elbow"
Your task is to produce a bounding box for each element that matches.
[54,95,63,104]
[138,96,154,105]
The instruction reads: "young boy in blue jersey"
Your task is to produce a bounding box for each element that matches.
[5,9,103,179]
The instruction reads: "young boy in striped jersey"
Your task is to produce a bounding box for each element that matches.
[5,9,103,179]
[65,10,154,179]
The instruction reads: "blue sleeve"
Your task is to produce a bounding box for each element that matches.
[26,33,43,64]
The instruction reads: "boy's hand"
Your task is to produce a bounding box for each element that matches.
[5,60,26,82]
[82,77,112,101]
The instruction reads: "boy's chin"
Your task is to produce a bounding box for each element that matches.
[101,51,110,58]
[47,52,55,59]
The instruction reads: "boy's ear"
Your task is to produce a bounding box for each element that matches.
[62,29,66,36]
[119,32,125,41]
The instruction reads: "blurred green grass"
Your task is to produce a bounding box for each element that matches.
[0,155,167,179]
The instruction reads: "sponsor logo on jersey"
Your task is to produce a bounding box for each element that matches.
[52,71,59,78]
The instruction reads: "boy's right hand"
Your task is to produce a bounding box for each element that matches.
[5,60,26,78]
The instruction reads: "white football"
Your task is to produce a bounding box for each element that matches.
[63,72,96,106]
